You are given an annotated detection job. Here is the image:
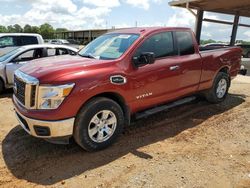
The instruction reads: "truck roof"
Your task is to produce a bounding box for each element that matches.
[108,27,192,36]
[0,33,42,37]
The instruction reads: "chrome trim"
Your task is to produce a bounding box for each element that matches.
[14,69,39,109]
[15,69,39,85]
[15,108,75,138]
[110,75,127,85]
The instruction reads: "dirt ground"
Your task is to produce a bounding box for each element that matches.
[0,76,250,188]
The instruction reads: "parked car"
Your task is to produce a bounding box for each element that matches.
[50,39,80,49]
[0,44,78,93]
[50,39,70,45]
[13,27,242,151]
[0,33,44,56]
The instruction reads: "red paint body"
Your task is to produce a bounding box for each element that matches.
[14,27,242,121]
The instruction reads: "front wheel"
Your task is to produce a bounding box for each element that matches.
[73,97,124,151]
[0,80,4,94]
[205,72,230,104]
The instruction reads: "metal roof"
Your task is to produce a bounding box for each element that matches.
[169,0,250,17]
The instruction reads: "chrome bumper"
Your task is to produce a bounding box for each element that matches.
[15,108,75,138]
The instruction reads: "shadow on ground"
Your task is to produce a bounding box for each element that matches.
[0,89,13,99]
[2,94,246,185]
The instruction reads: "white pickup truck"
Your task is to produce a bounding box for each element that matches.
[0,33,44,56]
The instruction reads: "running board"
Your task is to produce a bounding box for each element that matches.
[135,96,196,120]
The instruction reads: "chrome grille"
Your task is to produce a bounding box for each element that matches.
[14,75,26,105]
[14,70,39,109]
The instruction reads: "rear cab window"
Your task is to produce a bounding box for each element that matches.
[175,31,195,56]
[20,36,38,45]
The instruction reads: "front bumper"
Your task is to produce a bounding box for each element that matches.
[15,107,75,138]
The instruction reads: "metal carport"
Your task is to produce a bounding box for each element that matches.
[169,0,250,45]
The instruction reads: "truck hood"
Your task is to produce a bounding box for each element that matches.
[19,55,110,83]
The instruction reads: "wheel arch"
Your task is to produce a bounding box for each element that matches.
[218,66,231,87]
[77,92,131,126]
[0,75,5,90]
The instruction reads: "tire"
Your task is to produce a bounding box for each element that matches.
[0,80,4,94]
[205,72,230,104]
[73,97,124,151]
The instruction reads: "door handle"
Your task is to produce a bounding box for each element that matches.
[169,65,180,71]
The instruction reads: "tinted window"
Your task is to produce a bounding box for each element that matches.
[0,36,17,47]
[135,32,175,58]
[20,36,38,45]
[176,31,195,56]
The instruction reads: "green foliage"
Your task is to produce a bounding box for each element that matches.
[0,25,7,33]
[0,23,59,39]
[39,23,54,39]
[56,28,68,32]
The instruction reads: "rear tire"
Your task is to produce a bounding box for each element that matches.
[205,72,230,104]
[73,97,124,151]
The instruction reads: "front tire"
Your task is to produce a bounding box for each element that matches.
[74,97,124,151]
[205,72,230,104]
[0,80,4,94]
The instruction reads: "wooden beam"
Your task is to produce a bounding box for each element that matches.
[195,9,204,44]
[230,14,240,46]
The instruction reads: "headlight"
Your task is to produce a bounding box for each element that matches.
[37,84,75,110]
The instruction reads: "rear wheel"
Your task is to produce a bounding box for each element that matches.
[73,97,124,151]
[205,72,230,103]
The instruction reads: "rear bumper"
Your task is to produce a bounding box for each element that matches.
[15,107,75,138]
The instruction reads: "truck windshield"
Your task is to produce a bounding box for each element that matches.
[78,33,139,60]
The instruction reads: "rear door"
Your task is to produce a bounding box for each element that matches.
[173,31,202,94]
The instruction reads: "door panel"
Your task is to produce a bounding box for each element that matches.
[128,30,202,113]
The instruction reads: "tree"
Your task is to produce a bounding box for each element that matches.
[55,28,68,32]
[13,24,23,33]
[24,24,32,33]
[0,25,7,33]
[7,25,15,33]
[30,26,40,33]
[39,23,54,39]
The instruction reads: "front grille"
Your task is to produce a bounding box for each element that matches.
[14,70,39,109]
[30,85,37,107]
[14,75,26,105]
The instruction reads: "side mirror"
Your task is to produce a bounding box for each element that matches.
[133,52,155,67]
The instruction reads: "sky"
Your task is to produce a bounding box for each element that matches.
[1,0,250,42]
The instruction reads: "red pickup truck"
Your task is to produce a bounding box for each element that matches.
[13,27,242,151]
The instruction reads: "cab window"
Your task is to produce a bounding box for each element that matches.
[135,32,176,59]
[175,31,195,56]
[0,36,17,47]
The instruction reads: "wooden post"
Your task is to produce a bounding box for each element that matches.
[195,9,204,45]
[230,14,240,46]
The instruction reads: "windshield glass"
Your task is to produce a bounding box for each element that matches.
[0,47,23,62]
[78,33,139,60]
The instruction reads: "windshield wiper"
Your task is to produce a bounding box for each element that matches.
[78,53,96,59]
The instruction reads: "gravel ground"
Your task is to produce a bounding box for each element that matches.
[0,76,250,188]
